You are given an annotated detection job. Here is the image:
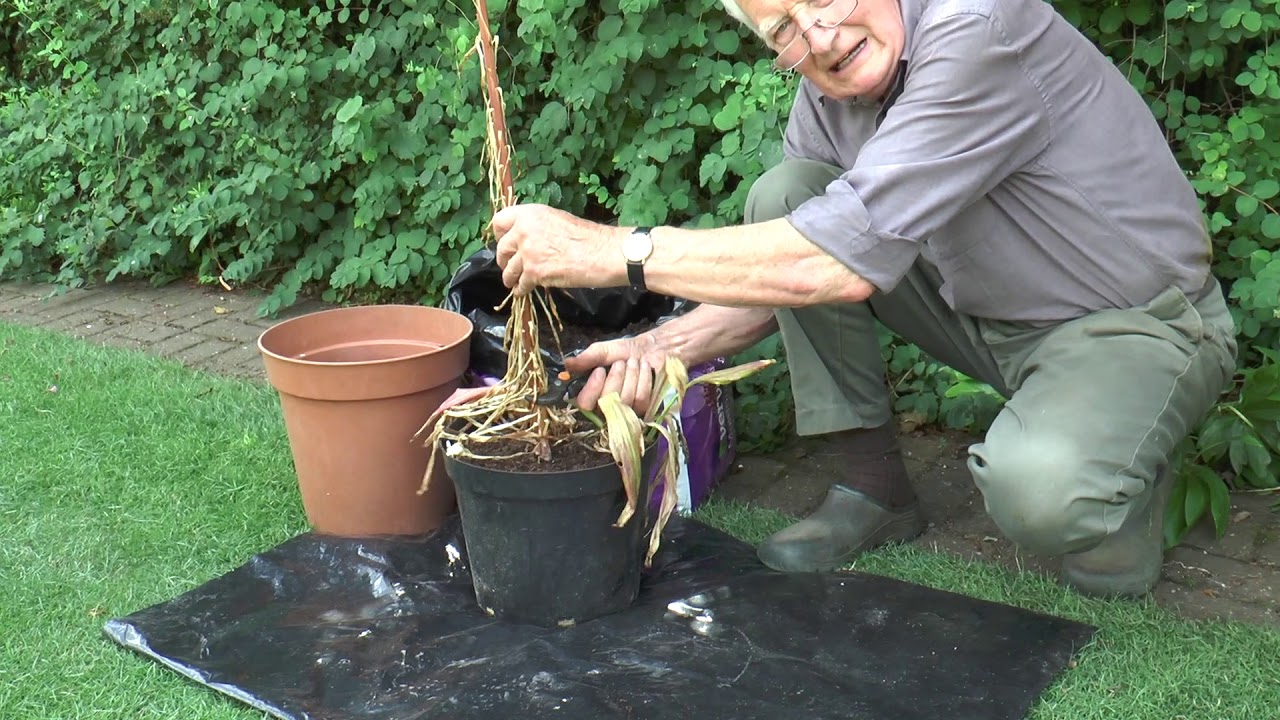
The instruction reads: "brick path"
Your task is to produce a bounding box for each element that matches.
[2,279,1277,627]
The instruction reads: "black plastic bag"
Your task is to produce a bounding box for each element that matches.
[442,248,696,378]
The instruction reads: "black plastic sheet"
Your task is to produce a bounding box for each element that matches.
[104,518,1095,720]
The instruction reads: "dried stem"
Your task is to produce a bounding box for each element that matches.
[416,0,591,488]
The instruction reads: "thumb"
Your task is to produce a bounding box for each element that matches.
[490,204,521,238]
[563,339,629,375]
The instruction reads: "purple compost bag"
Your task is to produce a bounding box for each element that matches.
[647,358,736,514]
[447,248,736,512]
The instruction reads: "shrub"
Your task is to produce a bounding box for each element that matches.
[1,0,1277,513]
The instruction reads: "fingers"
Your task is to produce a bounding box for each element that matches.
[500,254,523,290]
[493,208,519,270]
[598,360,627,406]
[492,206,540,294]
[572,358,656,415]
[574,366,610,412]
[635,359,654,415]
[564,340,628,376]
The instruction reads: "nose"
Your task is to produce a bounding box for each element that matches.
[803,20,840,55]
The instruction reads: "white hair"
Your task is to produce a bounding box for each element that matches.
[716,0,762,35]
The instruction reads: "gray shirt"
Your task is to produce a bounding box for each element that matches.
[784,0,1212,323]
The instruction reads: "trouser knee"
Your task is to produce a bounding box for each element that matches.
[968,432,1116,556]
[744,159,842,224]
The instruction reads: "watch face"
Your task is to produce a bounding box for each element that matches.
[622,230,653,262]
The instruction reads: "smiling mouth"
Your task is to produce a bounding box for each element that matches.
[832,39,868,72]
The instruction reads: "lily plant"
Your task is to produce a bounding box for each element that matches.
[415,0,773,566]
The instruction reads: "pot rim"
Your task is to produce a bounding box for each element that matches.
[441,440,618,477]
[258,304,472,368]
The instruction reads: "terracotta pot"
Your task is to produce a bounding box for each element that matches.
[258,305,472,537]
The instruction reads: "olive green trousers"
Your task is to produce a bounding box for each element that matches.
[746,159,1238,556]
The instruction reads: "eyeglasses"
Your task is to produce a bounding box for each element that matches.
[768,0,861,71]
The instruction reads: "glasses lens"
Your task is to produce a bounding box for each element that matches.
[775,37,808,70]
[829,0,858,24]
[771,0,858,70]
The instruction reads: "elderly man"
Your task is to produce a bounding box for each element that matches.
[490,0,1238,597]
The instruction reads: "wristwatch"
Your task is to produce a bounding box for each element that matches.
[621,226,654,292]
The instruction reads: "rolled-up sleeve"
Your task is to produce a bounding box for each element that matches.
[787,11,1052,293]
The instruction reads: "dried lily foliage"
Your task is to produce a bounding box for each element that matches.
[414,0,580,467]
[600,356,776,564]
[417,0,774,566]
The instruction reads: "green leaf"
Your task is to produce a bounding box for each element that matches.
[1126,0,1153,25]
[1227,236,1259,258]
[712,30,740,55]
[335,96,363,123]
[352,35,376,62]
[1243,434,1272,479]
[1227,431,1263,475]
[1260,214,1280,243]
[1206,473,1231,538]
[1098,5,1126,33]
[1196,413,1239,463]
[597,16,623,42]
[1183,464,1231,537]
[1236,193,1259,217]
[399,229,427,250]
[1241,11,1263,32]
[1184,473,1207,526]
[1164,471,1191,548]
[712,95,743,131]
[1254,179,1279,199]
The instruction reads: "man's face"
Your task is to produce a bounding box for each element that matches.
[741,0,905,101]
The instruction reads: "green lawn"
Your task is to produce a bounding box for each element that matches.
[1,319,1278,719]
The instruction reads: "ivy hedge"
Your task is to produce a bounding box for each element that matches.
[1,0,1278,535]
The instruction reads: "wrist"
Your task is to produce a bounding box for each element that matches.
[598,225,630,287]
[620,225,655,292]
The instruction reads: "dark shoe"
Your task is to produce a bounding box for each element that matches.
[1060,467,1173,598]
[757,485,926,572]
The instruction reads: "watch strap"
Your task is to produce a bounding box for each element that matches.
[626,226,653,292]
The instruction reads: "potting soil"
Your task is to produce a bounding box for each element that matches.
[104,517,1095,720]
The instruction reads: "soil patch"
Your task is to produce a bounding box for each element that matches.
[463,434,613,473]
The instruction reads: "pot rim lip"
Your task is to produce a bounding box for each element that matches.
[441,440,620,476]
[257,304,473,368]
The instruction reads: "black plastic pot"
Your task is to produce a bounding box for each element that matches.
[443,449,653,627]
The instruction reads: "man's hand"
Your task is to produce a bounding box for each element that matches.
[561,304,782,413]
[492,204,620,295]
[563,332,671,414]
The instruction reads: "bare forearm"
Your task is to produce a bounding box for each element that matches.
[608,219,875,307]
[652,304,779,367]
